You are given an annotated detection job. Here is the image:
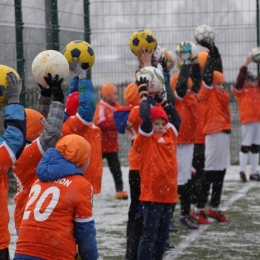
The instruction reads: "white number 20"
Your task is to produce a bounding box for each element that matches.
[23,184,60,222]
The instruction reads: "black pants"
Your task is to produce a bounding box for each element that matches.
[0,248,9,260]
[196,169,226,209]
[191,144,205,205]
[126,170,142,260]
[102,152,123,192]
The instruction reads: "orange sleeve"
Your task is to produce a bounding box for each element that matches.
[0,142,15,175]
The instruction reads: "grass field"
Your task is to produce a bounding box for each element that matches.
[8,166,260,260]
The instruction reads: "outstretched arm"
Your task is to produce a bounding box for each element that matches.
[235,56,252,91]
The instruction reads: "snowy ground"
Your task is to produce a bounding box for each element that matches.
[8,165,260,260]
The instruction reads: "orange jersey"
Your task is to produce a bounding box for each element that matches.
[12,139,44,229]
[0,173,9,250]
[15,175,93,260]
[174,91,198,143]
[62,113,103,194]
[234,85,260,124]
[93,100,119,153]
[133,125,179,203]
[198,83,231,134]
[194,99,206,144]
[0,141,21,249]
[127,106,143,170]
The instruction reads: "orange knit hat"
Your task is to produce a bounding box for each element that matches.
[101,83,118,98]
[65,92,79,116]
[170,72,193,90]
[124,82,140,106]
[56,134,91,168]
[212,71,225,85]
[25,108,46,141]
[197,52,209,72]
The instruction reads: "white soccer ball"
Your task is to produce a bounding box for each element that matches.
[161,49,176,71]
[175,41,198,62]
[153,45,163,63]
[251,47,260,63]
[32,50,70,87]
[194,24,215,44]
[136,66,165,94]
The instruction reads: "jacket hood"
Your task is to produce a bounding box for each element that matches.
[37,148,83,181]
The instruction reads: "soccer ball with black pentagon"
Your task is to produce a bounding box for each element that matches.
[63,40,95,70]
[129,29,157,56]
[194,24,215,44]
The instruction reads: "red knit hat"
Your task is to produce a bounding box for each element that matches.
[65,92,79,116]
[151,106,168,123]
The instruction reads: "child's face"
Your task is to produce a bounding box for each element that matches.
[104,93,118,105]
[214,82,225,92]
[152,117,167,136]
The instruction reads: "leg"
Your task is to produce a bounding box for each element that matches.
[210,170,226,208]
[0,248,10,260]
[137,202,164,260]
[191,144,205,204]
[104,152,124,192]
[206,169,229,222]
[239,146,250,182]
[152,204,173,260]
[249,144,260,180]
[126,170,141,260]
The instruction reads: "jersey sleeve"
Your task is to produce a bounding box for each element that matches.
[2,104,26,162]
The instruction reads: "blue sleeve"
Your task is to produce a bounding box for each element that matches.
[78,79,96,122]
[3,104,26,159]
[67,77,79,95]
[74,220,98,260]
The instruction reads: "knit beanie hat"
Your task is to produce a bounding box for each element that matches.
[56,134,91,168]
[25,108,46,141]
[197,51,209,72]
[101,83,118,98]
[65,92,79,116]
[170,72,193,90]
[212,71,225,85]
[151,106,169,123]
[124,82,140,106]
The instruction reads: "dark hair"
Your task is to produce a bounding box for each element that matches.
[246,71,254,81]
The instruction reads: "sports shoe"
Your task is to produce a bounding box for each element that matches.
[169,220,180,232]
[239,171,247,182]
[249,173,260,181]
[115,191,128,200]
[179,215,198,229]
[206,208,230,222]
[190,210,212,224]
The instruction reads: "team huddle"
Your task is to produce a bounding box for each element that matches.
[0,24,260,260]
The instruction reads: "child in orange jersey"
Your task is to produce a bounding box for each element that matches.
[94,83,128,199]
[134,75,181,260]
[234,55,260,182]
[12,74,65,232]
[170,42,201,229]
[191,41,230,224]
[14,134,98,260]
[0,72,26,260]
[62,63,103,195]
